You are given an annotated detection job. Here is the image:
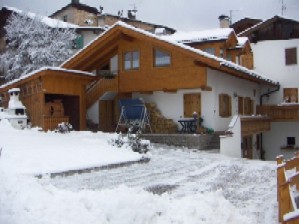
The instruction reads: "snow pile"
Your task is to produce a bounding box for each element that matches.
[0,120,143,175]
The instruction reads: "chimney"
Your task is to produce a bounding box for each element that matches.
[127,9,137,20]
[218,15,230,28]
[72,0,79,4]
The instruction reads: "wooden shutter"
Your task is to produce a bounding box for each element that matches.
[184,93,201,117]
[285,48,297,65]
[219,94,231,117]
[283,88,298,102]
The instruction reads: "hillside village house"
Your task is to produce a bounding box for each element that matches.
[50,0,175,35]
[235,15,299,160]
[0,21,279,161]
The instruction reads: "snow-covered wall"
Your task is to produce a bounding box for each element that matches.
[87,101,99,124]
[220,115,242,158]
[252,39,299,104]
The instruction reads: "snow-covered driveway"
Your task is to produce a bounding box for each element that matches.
[42,145,278,224]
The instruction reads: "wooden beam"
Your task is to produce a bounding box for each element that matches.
[200,85,212,91]
[120,32,135,42]
[194,60,206,67]
[163,88,177,93]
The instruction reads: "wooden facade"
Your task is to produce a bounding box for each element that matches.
[0,69,96,131]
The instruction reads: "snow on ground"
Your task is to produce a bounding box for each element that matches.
[0,120,278,224]
[0,119,142,175]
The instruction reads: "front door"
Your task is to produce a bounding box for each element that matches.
[99,100,116,132]
[242,136,253,159]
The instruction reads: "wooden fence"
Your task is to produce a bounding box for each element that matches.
[277,152,299,224]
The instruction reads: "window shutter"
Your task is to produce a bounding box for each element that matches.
[219,94,231,117]
[74,35,84,49]
[285,48,297,65]
[184,93,201,117]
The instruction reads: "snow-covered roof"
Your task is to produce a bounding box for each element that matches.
[162,28,234,44]
[3,6,79,28]
[238,15,299,36]
[0,67,95,89]
[62,21,278,86]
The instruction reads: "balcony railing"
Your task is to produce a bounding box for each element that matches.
[86,76,119,108]
[241,116,271,136]
[257,104,299,122]
[42,116,69,131]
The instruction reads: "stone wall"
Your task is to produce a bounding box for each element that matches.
[142,134,220,150]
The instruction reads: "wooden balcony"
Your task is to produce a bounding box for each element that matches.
[257,104,299,122]
[42,116,69,131]
[241,116,271,136]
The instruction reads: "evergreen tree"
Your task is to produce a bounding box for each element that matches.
[0,12,77,81]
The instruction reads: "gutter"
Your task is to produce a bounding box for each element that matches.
[259,83,280,160]
[260,83,280,105]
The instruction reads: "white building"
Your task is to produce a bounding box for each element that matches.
[238,15,299,160]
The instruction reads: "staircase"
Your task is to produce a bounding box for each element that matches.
[146,103,178,134]
[86,77,118,108]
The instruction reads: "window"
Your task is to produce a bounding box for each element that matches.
[283,88,298,102]
[204,48,215,55]
[219,94,231,117]
[243,97,254,115]
[154,48,171,67]
[287,137,295,147]
[184,93,201,118]
[124,50,140,70]
[285,47,297,65]
[63,15,68,22]
[220,48,224,58]
[226,53,232,61]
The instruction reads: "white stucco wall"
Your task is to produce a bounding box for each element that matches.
[252,39,299,104]
[133,68,261,132]
[87,101,99,124]
[263,122,299,160]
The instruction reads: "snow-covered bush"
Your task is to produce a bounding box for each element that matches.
[0,12,77,81]
[55,122,73,134]
[111,128,150,154]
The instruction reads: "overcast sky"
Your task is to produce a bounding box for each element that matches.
[1,0,299,31]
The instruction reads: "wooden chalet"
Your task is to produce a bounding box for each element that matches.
[60,21,278,137]
[0,68,96,131]
[164,28,254,69]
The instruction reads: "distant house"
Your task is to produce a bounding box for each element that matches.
[236,15,299,160]
[50,0,176,35]
[230,17,262,35]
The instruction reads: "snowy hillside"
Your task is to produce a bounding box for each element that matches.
[0,120,278,224]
